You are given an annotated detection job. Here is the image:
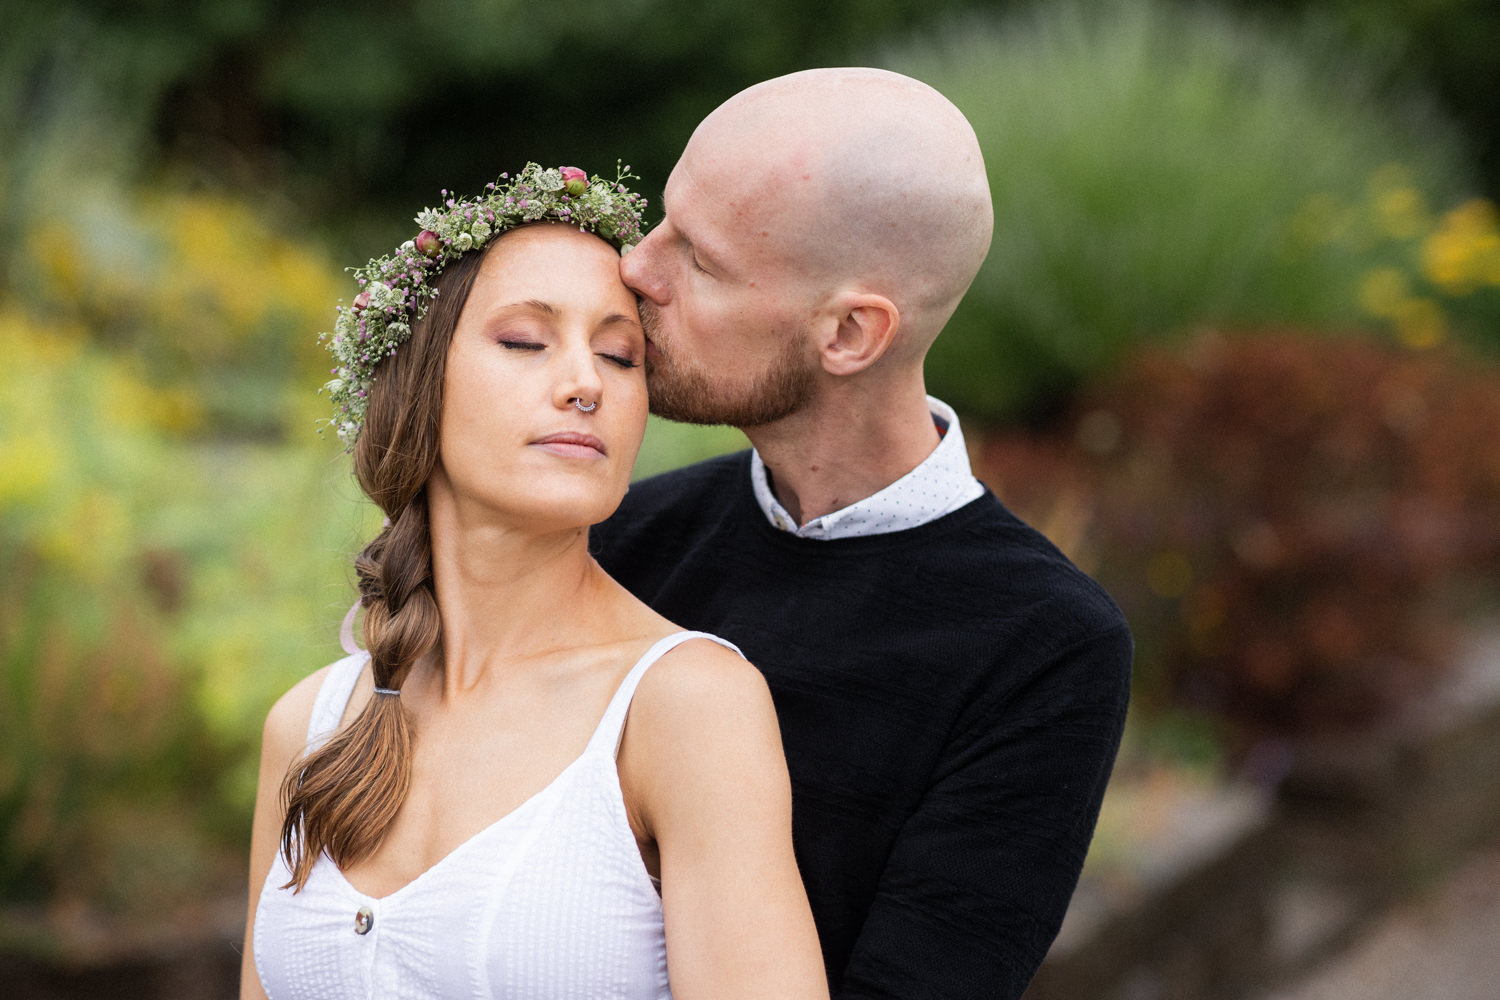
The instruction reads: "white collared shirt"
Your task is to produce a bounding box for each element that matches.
[750,396,986,540]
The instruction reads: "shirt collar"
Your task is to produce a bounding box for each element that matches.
[749,396,985,540]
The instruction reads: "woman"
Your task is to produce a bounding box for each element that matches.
[241,165,827,1000]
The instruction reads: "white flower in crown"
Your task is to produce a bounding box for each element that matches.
[366,281,400,310]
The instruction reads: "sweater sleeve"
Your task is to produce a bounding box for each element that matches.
[833,622,1133,1000]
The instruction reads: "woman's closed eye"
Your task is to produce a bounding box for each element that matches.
[599,351,640,369]
[497,334,639,368]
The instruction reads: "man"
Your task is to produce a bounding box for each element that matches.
[595,67,1132,999]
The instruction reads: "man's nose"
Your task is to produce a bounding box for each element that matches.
[620,230,666,304]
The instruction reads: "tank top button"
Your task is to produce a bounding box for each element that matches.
[354,905,375,935]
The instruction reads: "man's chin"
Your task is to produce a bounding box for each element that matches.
[645,345,817,428]
[645,390,733,427]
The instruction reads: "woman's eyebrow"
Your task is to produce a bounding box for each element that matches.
[482,299,560,321]
[488,300,638,330]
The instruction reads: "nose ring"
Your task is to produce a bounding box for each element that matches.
[572,398,597,413]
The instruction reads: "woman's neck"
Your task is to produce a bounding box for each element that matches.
[422,491,611,699]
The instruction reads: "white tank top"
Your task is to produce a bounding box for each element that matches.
[254,630,739,1000]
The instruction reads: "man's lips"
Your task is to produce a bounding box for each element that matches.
[532,431,607,458]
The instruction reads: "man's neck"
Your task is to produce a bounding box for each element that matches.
[744,383,941,525]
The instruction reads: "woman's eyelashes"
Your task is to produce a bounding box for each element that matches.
[600,351,641,369]
[497,337,639,370]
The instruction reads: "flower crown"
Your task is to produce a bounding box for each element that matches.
[320,162,648,447]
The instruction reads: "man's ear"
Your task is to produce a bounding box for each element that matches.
[818,292,900,377]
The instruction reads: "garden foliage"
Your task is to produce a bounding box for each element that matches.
[886,0,1486,423]
[0,183,374,916]
[977,333,1500,749]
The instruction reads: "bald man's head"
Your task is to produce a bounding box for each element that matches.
[684,68,993,358]
[619,69,992,428]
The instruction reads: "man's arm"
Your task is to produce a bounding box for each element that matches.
[835,623,1133,1000]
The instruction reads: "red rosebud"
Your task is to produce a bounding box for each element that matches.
[353,290,371,311]
[414,229,443,258]
[560,166,588,197]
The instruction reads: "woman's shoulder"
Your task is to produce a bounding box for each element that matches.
[638,634,767,705]
[616,633,791,850]
[261,653,371,763]
[626,634,781,767]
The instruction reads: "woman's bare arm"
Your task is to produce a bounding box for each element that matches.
[240,668,327,1000]
[619,640,829,1000]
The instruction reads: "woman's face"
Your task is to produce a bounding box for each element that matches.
[433,224,647,532]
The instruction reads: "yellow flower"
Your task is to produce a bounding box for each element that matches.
[1421,199,1500,294]
[0,431,61,506]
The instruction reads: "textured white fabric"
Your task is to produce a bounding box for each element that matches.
[750,395,985,539]
[254,631,739,1000]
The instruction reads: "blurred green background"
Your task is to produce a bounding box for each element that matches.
[3,0,1500,981]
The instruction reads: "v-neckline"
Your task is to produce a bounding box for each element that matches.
[306,630,711,905]
[328,749,592,904]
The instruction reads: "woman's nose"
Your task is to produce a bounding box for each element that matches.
[555,342,604,409]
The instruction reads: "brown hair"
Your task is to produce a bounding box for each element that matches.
[278,247,490,890]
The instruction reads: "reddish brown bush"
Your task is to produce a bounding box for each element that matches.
[974,332,1500,746]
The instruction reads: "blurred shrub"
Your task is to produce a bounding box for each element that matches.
[0,308,230,911]
[976,332,1500,750]
[13,181,342,439]
[5,0,1000,253]
[1290,165,1500,352]
[885,0,1479,423]
[1234,0,1500,198]
[0,302,371,916]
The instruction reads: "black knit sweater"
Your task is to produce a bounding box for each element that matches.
[593,451,1132,999]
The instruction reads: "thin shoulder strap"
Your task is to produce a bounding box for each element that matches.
[305,651,370,751]
[586,631,743,758]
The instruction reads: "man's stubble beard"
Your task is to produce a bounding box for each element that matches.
[640,301,818,428]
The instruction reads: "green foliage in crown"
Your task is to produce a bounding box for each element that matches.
[319,162,647,447]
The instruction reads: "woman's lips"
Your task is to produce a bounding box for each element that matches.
[532,431,607,458]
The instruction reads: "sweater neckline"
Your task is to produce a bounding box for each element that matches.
[723,451,1002,553]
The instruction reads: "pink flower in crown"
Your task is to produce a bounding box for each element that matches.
[414,229,443,258]
[560,166,588,197]
[352,290,371,311]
